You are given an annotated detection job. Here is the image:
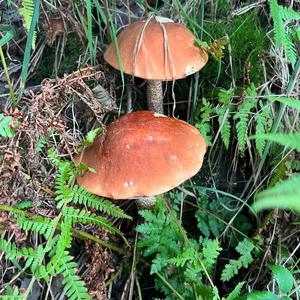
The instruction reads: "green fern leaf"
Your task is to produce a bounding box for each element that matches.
[62,206,121,235]
[218,115,231,149]
[223,282,245,300]
[216,88,234,149]
[16,215,55,239]
[270,0,298,67]
[18,0,37,49]
[234,84,257,153]
[195,98,214,146]
[0,239,49,272]
[279,4,300,22]
[252,132,300,152]
[221,239,255,281]
[268,96,300,110]
[202,239,222,272]
[2,286,23,299]
[253,174,300,212]
[61,258,91,300]
[72,185,131,219]
[255,101,273,157]
[168,248,195,267]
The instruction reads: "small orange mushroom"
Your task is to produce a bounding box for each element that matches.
[104,16,208,113]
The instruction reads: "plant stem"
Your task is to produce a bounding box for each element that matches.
[0,46,16,106]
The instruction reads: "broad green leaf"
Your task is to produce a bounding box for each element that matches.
[0,114,15,137]
[247,291,278,300]
[0,25,16,47]
[269,265,294,294]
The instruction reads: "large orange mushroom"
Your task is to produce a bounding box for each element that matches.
[104,16,208,113]
[75,111,206,205]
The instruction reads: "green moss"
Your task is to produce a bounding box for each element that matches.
[30,34,82,84]
[202,12,269,91]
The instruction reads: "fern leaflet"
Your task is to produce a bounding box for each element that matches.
[233,84,257,153]
[18,0,37,48]
[270,0,299,67]
[255,100,273,157]
[16,215,55,239]
[215,88,234,149]
[72,185,131,219]
[221,239,255,281]
[62,206,121,235]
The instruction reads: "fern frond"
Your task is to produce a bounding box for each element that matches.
[268,96,300,110]
[0,239,35,261]
[279,4,300,22]
[270,0,299,67]
[62,206,120,234]
[215,88,234,149]
[168,248,195,267]
[18,0,37,48]
[61,257,91,300]
[40,221,90,298]
[234,84,257,153]
[223,282,245,300]
[252,132,300,152]
[221,239,255,281]
[16,215,55,239]
[202,239,222,272]
[195,97,214,146]
[255,101,273,157]
[218,89,234,106]
[270,0,287,48]
[253,174,300,212]
[0,239,49,271]
[219,116,231,149]
[72,185,131,219]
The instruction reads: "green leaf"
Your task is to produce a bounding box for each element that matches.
[269,265,294,293]
[223,282,245,300]
[85,128,102,145]
[0,114,15,137]
[247,291,279,300]
[251,132,300,152]
[253,174,300,212]
[268,96,300,110]
[0,25,16,47]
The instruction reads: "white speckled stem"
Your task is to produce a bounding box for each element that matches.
[146,80,164,114]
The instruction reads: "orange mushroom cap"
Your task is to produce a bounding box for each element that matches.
[104,16,208,81]
[75,111,206,199]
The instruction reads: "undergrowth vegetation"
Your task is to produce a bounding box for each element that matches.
[0,0,299,299]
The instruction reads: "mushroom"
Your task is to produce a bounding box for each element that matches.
[104,16,208,114]
[75,111,206,207]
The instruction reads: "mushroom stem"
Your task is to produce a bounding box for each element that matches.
[143,80,164,208]
[146,80,164,114]
[135,196,157,209]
